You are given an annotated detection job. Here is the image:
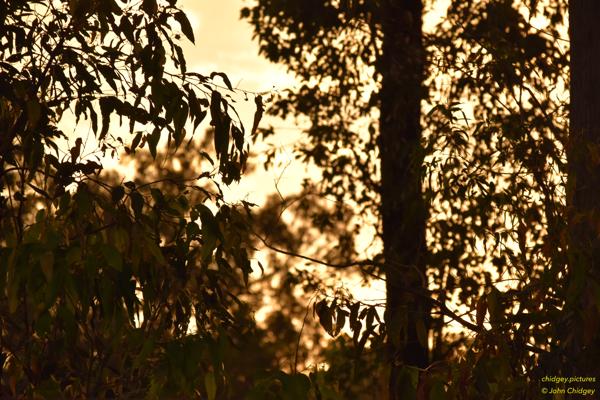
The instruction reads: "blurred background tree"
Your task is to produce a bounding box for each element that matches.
[240,0,595,399]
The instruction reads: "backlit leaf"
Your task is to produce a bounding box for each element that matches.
[175,11,195,43]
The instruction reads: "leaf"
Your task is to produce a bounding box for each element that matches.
[487,288,503,326]
[334,307,347,336]
[130,191,144,217]
[175,11,195,43]
[6,53,23,63]
[200,151,214,165]
[27,138,44,178]
[142,0,157,15]
[173,102,188,149]
[186,221,200,238]
[365,307,375,331]
[35,312,52,337]
[6,249,18,314]
[145,238,167,265]
[210,90,222,125]
[426,104,444,118]
[395,366,418,399]
[100,244,123,271]
[74,186,93,216]
[475,295,487,328]
[134,338,155,369]
[428,379,446,400]
[174,44,186,74]
[517,221,527,252]
[130,132,143,152]
[204,371,217,400]
[147,128,160,159]
[214,114,231,160]
[251,95,264,137]
[26,99,41,127]
[352,320,362,347]
[196,204,220,260]
[349,302,360,328]
[232,125,244,152]
[119,15,135,42]
[315,300,333,336]
[150,188,164,206]
[69,138,82,163]
[257,260,264,274]
[40,251,54,282]
[98,63,118,92]
[99,96,123,140]
[28,182,50,199]
[281,373,311,400]
[210,72,233,91]
[188,89,207,133]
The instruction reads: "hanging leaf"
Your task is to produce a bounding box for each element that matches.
[130,191,144,217]
[232,125,244,152]
[487,288,504,327]
[174,11,195,43]
[280,373,311,400]
[475,295,487,328]
[110,185,125,203]
[141,0,157,15]
[210,90,222,125]
[214,114,231,161]
[204,371,217,400]
[147,128,160,159]
[251,95,264,137]
[130,132,143,152]
[100,244,123,271]
[334,307,347,336]
[196,204,221,260]
[210,72,233,91]
[99,96,123,140]
[173,102,188,149]
[315,300,333,336]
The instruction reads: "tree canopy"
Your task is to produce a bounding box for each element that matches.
[0,0,266,397]
[241,0,599,398]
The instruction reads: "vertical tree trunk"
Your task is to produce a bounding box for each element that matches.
[566,0,600,376]
[377,0,428,397]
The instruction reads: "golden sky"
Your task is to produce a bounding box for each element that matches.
[181,0,293,94]
[176,1,316,206]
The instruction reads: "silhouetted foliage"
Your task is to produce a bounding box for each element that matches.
[0,0,263,397]
[2,0,599,398]
[241,0,600,399]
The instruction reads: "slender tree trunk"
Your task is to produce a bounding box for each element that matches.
[566,0,600,376]
[377,0,428,397]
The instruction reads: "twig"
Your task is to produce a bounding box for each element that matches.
[251,228,382,271]
[293,293,317,374]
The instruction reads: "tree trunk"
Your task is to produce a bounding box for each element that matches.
[377,0,428,397]
[566,0,600,376]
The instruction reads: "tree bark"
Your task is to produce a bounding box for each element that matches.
[377,0,428,397]
[566,0,600,376]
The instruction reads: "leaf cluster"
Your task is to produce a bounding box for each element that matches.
[0,0,269,397]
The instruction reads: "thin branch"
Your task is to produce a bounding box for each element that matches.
[251,228,382,271]
[431,297,481,333]
[293,293,317,374]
